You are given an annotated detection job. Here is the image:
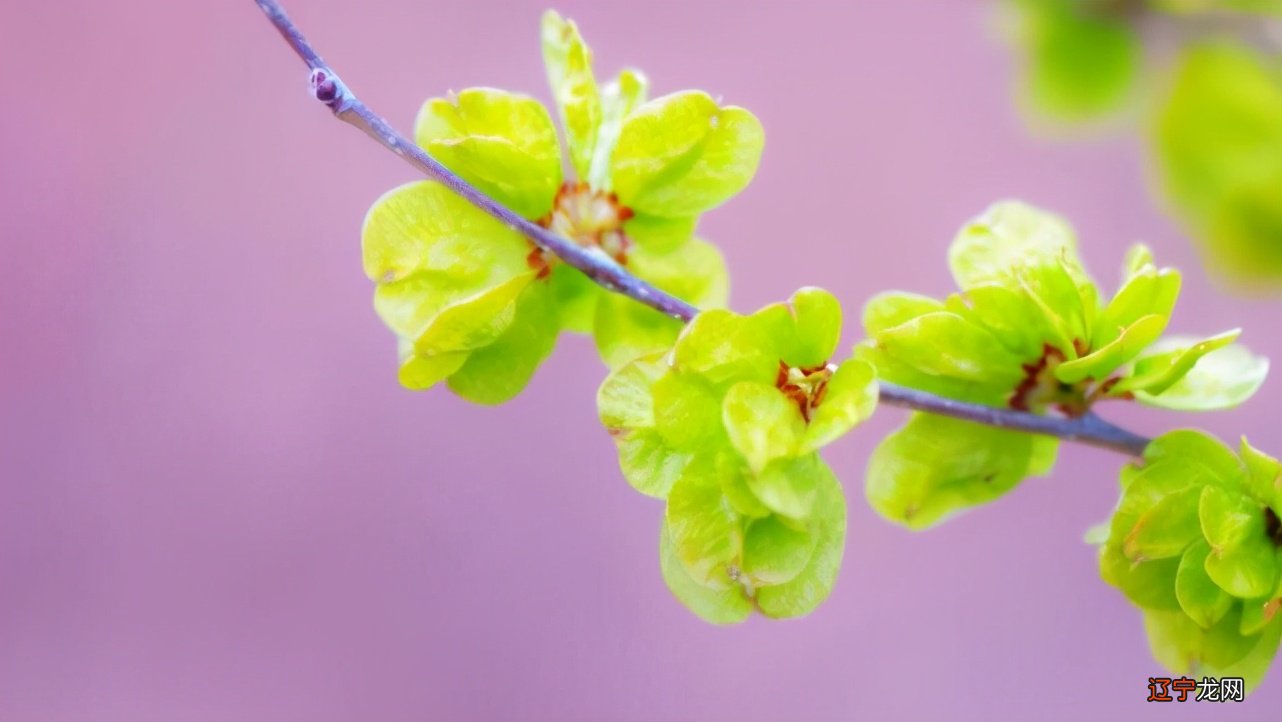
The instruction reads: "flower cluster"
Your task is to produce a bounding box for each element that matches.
[1095,430,1282,690]
[360,12,764,402]
[598,289,877,622]
[859,201,1266,529]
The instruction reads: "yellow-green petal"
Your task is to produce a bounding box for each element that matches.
[610,91,764,218]
[415,88,563,219]
[541,11,601,180]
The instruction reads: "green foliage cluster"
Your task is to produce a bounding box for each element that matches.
[599,289,877,622]
[361,11,762,402]
[860,201,1266,529]
[1002,0,1282,284]
[352,9,1279,694]
[1096,431,1282,690]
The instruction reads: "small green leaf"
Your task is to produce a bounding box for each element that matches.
[862,292,945,336]
[1142,430,1245,484]
[616,428,691,499]
[396,341,467,391]
[949,200,1087,291]
[1123,485,1202,562]
[1200,485,1278,598]
[1054,314,1166,384]
[801,359,879,454]
[446,283,559,404]
[1010,0,1139,120]
[1114,331,1241,396]
[746,454,824,521]
[547,263,599,334]
[1100,542,1182,611]
[672,309,776,387]
[665,462,744,588]
[1092,266,1180,350]
[787,287,843,369]
[1176,540,1235,629]
[589,68,649,190]
[755,460,847,618]
[410,274,533,355]
[722,381,805,473]
[1239,437,1282,509]
[652,371,724,450]
[865,413,1053,529]
[415,88,563,219]
[541,11,601,180]
[873,311,1023,386]
[611,91,764,218]
[1134,341,1268,411]
[622,213,696,252]
[1142,607,1258,676]
[742,515,816,586]
[946,285,1052,361]
[659,519,752,624]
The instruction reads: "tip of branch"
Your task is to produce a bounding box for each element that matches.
[309,68,339,102]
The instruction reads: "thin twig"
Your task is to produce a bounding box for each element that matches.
[252,0,1153,458]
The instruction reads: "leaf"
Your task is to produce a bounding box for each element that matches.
[1122,485,1202,562]
[362,180,532,290]
[410,273,533,354]
[610,91,764,218]
[1134,341,1268,411]
[949,200,1087,291]
[415,88,563,219]
[801,359,879,454]
[1142,429,1245,485]
[665,462,744,587]
[945,285,1051,360]
[746,454,825,521]
[1054,314,1166,384]
[623,212,696,252]
[755,460,847,618]
[1142,608,1256,675]
[671,309,777,387]
[862,292,945,336]
[1099,542,1182,611]
[446,282,559,404]
[594,293,684,371]
[1239,437,1282,509]
[1175,539,1234,629]
[659,519,752,625]
[1010,0,1139,120]
[616,428,691,499]
[651,371,725,451]
[589,68,649,190]
[1199,485,1279,598]
[742,515,816,586]
[396,341,467,391]
[722,381,805,473]
[547,263,599,334]
[1152,42,1282,281]
[541,11,601,180]
[1113,331,1241,396]
[865,413,1053,529]
[787,287,844,369]
[873,311,1023,386]
[1091,265,1181,350]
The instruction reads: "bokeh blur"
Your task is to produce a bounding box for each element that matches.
[1,1,1280,720]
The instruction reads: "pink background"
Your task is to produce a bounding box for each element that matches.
[2,1,1280,720]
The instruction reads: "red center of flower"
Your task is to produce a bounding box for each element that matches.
[776,360,834,423]
[529,182,634,278]
[1009,340,1133,417]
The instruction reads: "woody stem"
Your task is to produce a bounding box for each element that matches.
[252,0,1153,458]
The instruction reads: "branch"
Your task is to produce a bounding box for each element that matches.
[253,0,1153,459]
